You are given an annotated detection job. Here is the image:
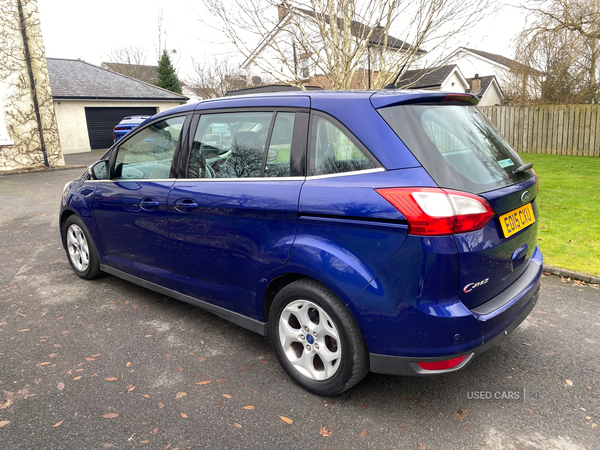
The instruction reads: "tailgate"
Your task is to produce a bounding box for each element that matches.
[454,176,539,309]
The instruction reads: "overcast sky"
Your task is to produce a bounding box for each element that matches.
[37,0,528,81]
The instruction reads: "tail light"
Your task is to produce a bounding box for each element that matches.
[375,187,495,236]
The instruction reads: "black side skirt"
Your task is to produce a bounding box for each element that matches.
[100,265,268,336]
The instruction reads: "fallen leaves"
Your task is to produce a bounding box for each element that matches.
[234,423,242,428]
[585,338,597,344]
[145,335,152,338]
[126,362,131,367]
[401,425,408,433]
[177,366,183,373]
[566,379,573,386]
[197,357,206,362]
[453,409,469,420]
[462,424,471,432]
[57,382,65,391]
[223,394,232,399]
[180,413,188,419]
[418,443,426,450]
[140,440,150,444]
[279,416,293,424]
[102,413,119,419]
[18,329,30,332]
[127,385,136,392]
[319,426,334,437]
[38,362,51,366]
[0,421,10,427]
[53,419,64,428]
[215,401,223,408]
[175,392,187,399]
[85,357,95,361]
[105,377,118,381]
[195,380,211,385]
[158,402,165,409]
[243,406,254,410]
[360,429,366,438]
[73,376,82,381]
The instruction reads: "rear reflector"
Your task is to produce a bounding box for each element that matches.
[376,187,495,236]
[417,354,468,370]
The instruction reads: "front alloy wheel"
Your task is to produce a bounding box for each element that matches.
[67,224,90,272]
[62,215,101,280]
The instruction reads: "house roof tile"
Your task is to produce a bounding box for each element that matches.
[461,48,544,76]
[47,58,187,100]
[396,65,457,89]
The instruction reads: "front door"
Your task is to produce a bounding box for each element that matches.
[93,115,187,289]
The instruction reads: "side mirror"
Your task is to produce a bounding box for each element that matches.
[267,148,279,162]
[90,160,109,180]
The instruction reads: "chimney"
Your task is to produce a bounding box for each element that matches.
[278,3,289,22]
[471,74,481,94]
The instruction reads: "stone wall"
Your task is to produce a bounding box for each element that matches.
[0,0,63,171]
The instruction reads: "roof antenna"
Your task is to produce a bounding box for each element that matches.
[384,64,407,89]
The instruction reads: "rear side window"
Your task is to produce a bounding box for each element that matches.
[188,111,294,178]
[378,105,533,193]
[309,115,378,176]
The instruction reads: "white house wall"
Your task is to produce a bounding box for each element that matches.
[446,52,508,79]
[54,100,182,154]
[479,84,503,106]
[440,71,468,93]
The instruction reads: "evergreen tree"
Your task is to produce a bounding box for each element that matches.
[156,50,182,94]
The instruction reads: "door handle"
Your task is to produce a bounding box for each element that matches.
[139,197,160,211]
[174,198,199,212]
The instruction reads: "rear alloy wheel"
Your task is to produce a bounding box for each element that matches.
[63,216,102,280]
[269,279,368,396]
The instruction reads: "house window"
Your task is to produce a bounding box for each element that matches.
[299,53,310,79]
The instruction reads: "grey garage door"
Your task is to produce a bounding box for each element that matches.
[84,107,157,149]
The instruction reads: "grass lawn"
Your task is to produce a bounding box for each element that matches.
[519,153,600,277]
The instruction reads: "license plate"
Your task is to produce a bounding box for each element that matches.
[499,203,536,238]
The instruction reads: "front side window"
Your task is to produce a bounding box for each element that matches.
[113,116,185,180]
[309,115,377,176]
[187,111,295,179]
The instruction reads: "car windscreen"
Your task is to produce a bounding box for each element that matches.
[378,104,534,194]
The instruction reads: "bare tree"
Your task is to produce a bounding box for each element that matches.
[512,0,600,103]
[201,0,495,90]
[103,46,158,83]
[186,57,273,99]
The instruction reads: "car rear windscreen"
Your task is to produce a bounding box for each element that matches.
[378,104,534,194]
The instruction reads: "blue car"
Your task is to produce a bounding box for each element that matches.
[60,90,541,396]
[113,115,152,143]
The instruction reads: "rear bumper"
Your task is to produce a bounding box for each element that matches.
[357,246,543,376]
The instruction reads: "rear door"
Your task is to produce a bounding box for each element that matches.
[167,109,308,319]
[378,102,539,309]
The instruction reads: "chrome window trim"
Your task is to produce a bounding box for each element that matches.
[306,167,385,180]
[85,168,384,183]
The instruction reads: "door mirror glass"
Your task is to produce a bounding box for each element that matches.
[90,160,109,180]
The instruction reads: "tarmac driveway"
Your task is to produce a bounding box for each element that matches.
[0,159,598,449]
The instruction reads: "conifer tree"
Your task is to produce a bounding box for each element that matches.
[156,50,182,94]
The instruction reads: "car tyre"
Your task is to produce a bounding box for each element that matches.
[269,278,369,396]
[63,215,102,280]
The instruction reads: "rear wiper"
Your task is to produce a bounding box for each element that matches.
[513,163,533,175]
